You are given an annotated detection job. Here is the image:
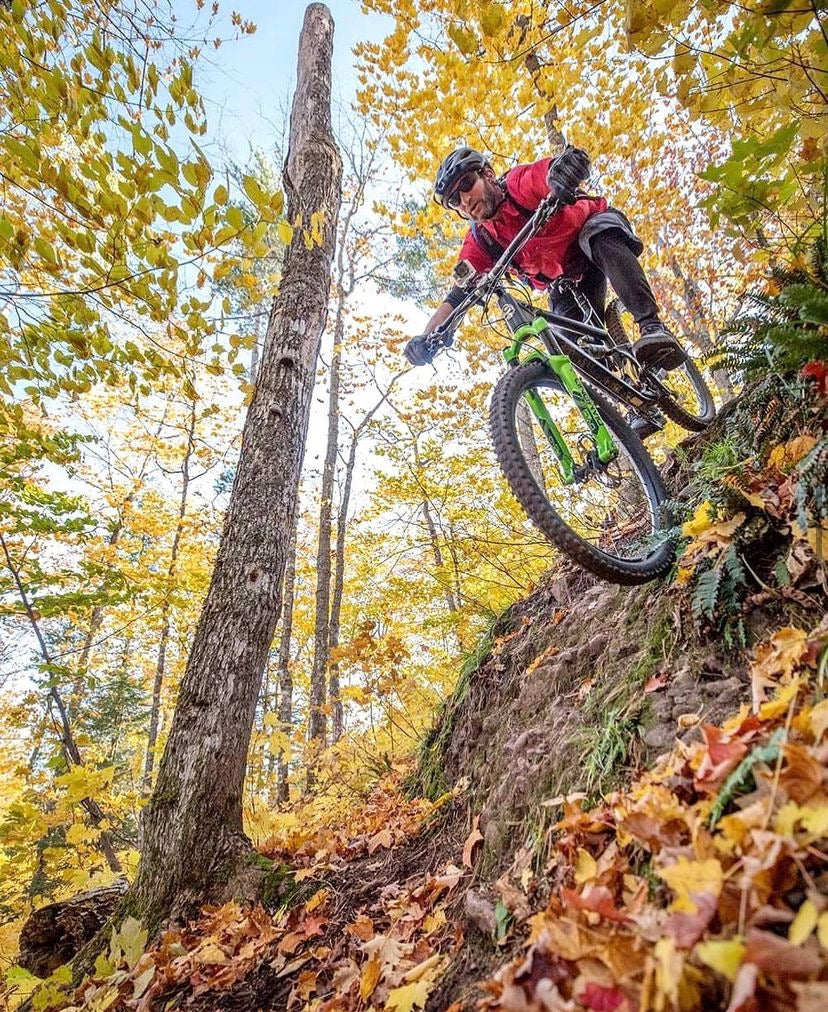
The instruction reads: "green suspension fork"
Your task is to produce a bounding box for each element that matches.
[503,318,617,485]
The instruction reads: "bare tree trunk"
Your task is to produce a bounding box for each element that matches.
[274,520,297,804]
[309,153,368,751]
[142,398,196,793]
[326,381,398,743]
[0,534,122,874]
[308,305,342,748]
[516,399,547,492]
[133,4,341,926]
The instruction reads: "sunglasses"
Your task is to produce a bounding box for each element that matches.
[446,169,482,208]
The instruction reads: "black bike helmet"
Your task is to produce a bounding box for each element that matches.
[434,147,489,207]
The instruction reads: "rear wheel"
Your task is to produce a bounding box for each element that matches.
[605,299,716,432]
[490,359,675,585]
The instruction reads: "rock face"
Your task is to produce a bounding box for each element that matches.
[415,565,751,870]
[18,881,128,978]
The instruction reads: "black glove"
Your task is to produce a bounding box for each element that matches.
[546,145,591,205]
[404,334,435,367]
[404,332,453,367]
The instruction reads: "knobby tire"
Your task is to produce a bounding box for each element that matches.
[490,359,675,585]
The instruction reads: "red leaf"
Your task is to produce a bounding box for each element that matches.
[664,890,718,948]
[694,725,749,790]
[801,360,828,394]
[561,886,629,923]
[581,982,626,1010]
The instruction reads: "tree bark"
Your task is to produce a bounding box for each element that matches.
[274,519,297,804]
[142,397,196,792]
[308,303,342,747]
[133,3,341,926]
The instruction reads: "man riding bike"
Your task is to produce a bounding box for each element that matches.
[404,145,687,373]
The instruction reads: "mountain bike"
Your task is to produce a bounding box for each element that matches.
[424,194,715,585]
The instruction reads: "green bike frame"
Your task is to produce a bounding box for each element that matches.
[503,317,617,486]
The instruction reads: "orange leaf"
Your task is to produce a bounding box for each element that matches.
[561,886,629,923]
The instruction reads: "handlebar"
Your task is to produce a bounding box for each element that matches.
[424,193,562,355]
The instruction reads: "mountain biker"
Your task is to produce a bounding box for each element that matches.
[404,146,687,372]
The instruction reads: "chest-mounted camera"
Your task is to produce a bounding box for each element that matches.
[452,259,478,289]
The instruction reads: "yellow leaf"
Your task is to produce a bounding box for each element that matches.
[574,848,598,885]
[194,941,229,965]
[694,939,745,982]
[808,699,828,741]
[276,220,293,245]
[658,857,722,913]
[214,184,228,205]
[654,936,682,1007]
[682,500,715,537]
[385,977,433,1012]
[789,899,818,945]
[360,955,381,999]
[758,677,800,721]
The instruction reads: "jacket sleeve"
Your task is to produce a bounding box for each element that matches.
[508,158,552,207]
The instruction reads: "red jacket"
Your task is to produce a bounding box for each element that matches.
[456,158,607,285]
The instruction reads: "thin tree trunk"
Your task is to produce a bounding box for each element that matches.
[308,305,342,748]
[274,520,297,804]
[142,398,196,793]
[309,161,365,751]
[326,381,399,742]
[0,533,122,874]
[133,4,341,926]
[516,398,546,492]
[70,414,165,714]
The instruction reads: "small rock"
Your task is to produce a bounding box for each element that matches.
[643,725,675,750]
[701,655,724,675]
[703,677,742,695]
[465,889,497,936]
[671,669,695,690]
[584,633,609,658]
[549,577,572,606]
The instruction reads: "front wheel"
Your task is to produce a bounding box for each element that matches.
[490,360,675,585]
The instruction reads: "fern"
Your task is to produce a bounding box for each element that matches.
[714,234,828,381]
[692,565,722,621]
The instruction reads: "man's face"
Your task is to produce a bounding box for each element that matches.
[447,166,502,221]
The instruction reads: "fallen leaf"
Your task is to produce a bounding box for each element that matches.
[808,699,828,741]
[462,817,483,868]
[579,982,626,1011]
[788,899,819,946]
[385,977,433,1012]
[744,927,822,978]
[694,938,745,983]
[359,955,381,1000]
[658,857,723,914]
[793,981,828,1011]
[574,848,598,885]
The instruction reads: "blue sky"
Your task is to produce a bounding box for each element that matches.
[189,0,393,163]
